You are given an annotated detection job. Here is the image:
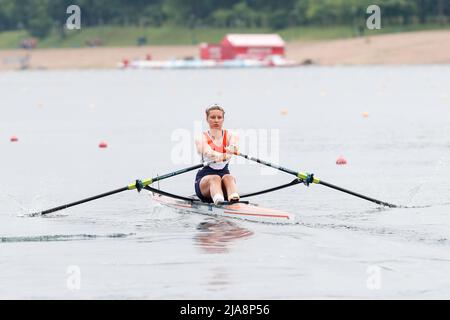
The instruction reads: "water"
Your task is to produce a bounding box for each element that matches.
[1,66,450,299]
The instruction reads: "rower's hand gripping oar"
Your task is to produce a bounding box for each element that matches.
[32,162,211,216]
[233,152,397,208]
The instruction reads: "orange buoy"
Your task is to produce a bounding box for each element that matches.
[99,141,108,148]
[362,111,369,118]
[10,136,18,142]
[336,156,347,165]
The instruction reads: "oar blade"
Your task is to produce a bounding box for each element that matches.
[319,180,397,208]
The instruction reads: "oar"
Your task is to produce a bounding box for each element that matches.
[33,162,210,216]
[234,152,397,208]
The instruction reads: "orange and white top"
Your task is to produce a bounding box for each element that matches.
[204,130,229,170]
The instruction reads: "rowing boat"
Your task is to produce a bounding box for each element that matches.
[151,192,295,224]
[33,154,397,218]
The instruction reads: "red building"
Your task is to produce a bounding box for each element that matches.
[200,34,285,61]
[199,43,223,60]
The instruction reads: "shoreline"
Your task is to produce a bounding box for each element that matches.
[1,30,450,71]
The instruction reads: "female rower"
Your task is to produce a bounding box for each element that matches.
[195,104,239,205]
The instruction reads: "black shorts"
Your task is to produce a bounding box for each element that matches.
[194,164,230,203]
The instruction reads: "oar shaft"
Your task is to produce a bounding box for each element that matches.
[37,162,209,216]
[39,187,129,215]
[236,152,319,182]
[238,153,297,176]
[240,179,302,199]
[319,180,397,208]
[235,152,397,208]
[151,163,205,183]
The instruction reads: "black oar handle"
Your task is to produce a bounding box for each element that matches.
[319,180,397,208]
[37,186,129,215]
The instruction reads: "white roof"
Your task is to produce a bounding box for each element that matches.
[223,34,285,47]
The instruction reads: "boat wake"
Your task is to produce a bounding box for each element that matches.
[0,233,135,243]
[296,220,449,246]
[18,211,69,218]
[398,201,450,209]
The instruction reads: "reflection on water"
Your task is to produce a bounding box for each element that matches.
[195,218,254,254]
[202,266,232,293]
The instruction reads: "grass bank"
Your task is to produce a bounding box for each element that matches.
[0,23,449,49]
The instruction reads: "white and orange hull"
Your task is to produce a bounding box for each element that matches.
[151,193,295,224]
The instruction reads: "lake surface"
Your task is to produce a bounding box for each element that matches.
[1,66,450,299]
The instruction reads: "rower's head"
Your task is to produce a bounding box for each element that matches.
[205,104,225,129]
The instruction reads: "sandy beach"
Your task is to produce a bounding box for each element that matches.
[1,29,449,70]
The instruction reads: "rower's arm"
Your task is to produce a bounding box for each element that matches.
[195,136,225,161]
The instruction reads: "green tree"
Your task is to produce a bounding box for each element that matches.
[379,0,418,25]
[0,0,448,36]
[211,9,234,27]
[231,2,253,27]
[140,3,166,26]
[289,0,310,25]
[0,0,17,30]
[268,9,289,29]
[27,0,53,38]
[163,0,216,26]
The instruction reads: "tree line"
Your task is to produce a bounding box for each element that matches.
[0,0,448,38]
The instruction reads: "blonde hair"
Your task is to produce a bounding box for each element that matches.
[205,104,225,117]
